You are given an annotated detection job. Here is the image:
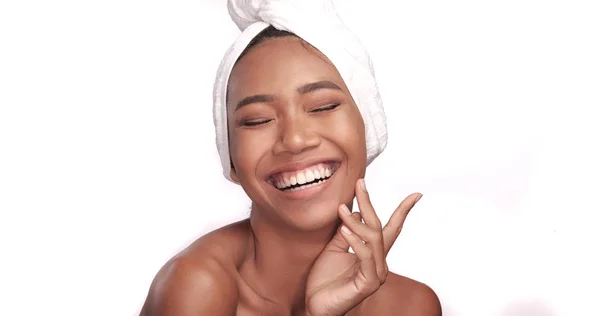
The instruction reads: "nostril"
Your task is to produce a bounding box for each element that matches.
[273,123,321,156]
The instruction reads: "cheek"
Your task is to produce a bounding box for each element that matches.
[326,110,366,154]
[325,109,367,179]
[230,132,272,180]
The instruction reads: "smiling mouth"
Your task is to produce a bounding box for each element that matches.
[269,162,340,192]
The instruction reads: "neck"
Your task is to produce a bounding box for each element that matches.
[244,205,340,312]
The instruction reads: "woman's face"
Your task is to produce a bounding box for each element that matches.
[227,36,366,231]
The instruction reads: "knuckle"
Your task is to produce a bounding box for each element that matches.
[358,278,380,294]
[357,285,371,295]
[367,278,381,291]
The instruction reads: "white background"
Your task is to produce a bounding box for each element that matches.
[1,0,599,315]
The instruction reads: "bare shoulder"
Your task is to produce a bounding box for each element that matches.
[356,272,442,316]
[139,220,251,316]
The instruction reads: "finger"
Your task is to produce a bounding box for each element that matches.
[350,211,362,221]
[339,205,381,243]
[324,212,362,253]
[382,193,423,255]
[339,205,387,283]
[354,180,388,282]
[339,225,380,294]
[355,179,382,229]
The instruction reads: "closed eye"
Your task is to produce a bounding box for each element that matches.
[242,119,272,127]
[311,103,340,113]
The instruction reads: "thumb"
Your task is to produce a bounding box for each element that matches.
[324,212,362,252]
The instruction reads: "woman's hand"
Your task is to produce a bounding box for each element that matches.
[304,179,422,316]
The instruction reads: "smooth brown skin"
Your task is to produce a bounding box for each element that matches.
[140,37,441,315]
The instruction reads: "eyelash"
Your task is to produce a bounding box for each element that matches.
[242,119,272,127]
[311,103,341,113]
[240,104,340,127]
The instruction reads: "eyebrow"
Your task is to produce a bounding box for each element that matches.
[235,94,275,110]
[297,80,343,94]
[234,80,343,111]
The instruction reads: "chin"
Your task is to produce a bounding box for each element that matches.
[283,198,344,232]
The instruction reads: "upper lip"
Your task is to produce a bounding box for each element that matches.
[266,158,340,179]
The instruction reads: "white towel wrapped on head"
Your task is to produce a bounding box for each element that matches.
[213,0,387,182]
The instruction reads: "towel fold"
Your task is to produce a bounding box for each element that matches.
[213,0,388,182]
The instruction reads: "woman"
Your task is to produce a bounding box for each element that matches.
[140,1,441,315]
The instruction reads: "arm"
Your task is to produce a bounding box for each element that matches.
[140,257,238,316]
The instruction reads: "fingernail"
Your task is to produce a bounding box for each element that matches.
[341,225,352,235]
[340,204,351,215]
[359,179,367,192]
[416,194,423,203]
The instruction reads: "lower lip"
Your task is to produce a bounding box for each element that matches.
[268,170,338,200]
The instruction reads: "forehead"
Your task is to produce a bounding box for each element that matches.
[227,37,348,102]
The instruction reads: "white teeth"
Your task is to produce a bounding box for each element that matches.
[271,163,338,191]
[306,170,315,182]
[313,169,321,179]
[288,180,322,192]
[297,172,307,185]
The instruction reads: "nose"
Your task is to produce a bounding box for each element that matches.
[272,114,321,156]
